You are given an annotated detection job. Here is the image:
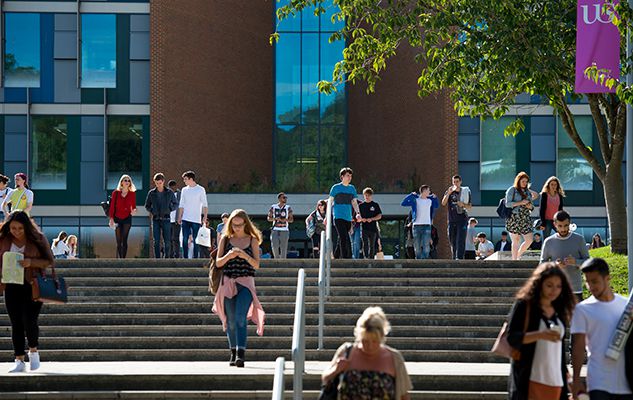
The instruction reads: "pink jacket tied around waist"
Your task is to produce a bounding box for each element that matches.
[212,275,265,336]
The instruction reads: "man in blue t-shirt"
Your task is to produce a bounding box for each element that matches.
[329,167,361,259]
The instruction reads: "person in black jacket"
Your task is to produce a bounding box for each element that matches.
[539,177,565,239]
[507,262,576,400]
[145,173,178,258]
[494,231,512,252]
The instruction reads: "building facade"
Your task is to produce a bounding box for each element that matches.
[0,0,616,257]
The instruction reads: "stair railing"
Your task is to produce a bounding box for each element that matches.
[291,268,306,400]
[317,230,326,350]
[271,356,285,400]
[325,196,333,296]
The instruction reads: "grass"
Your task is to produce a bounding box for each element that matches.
[588,246,629,296]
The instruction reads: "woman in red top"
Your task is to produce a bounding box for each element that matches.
[538,177,565,239]
[109,175,137,258]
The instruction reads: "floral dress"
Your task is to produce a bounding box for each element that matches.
[339,369,396,400]
[505,188,534,235]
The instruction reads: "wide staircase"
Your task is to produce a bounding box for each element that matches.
[0,258,536,399]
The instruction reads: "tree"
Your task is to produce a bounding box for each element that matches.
[273,0,630,253]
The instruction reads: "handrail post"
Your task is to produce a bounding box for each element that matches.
[291,269,306,400]
[325,197,333,296]
[318,230,326,350]
[271,357,285,400]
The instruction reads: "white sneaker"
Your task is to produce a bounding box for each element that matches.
[9,359,26,373]
[28,351,40,371]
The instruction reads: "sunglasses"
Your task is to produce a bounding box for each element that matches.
[122,179,131,182]
[232,222,245,228]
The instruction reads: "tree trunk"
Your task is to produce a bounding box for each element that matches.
[603,165,628,254]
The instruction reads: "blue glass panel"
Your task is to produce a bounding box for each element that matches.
[275,125,302,188]
[458,162,480,205]
[531,116,555,135]
[481,118,517,190]
[530,162,556,192]
[276,33,301,124]
[320,33,345,124]
[301,3,319,32]
[557,116,593,191]
[302,33,319,124]
[81,14,116,88]
[458,117,479,134]
[458,135,480,162]
[4,13,41,88]
[276,0,301,32]
[107,116,143,190]
[31,116,68,190]
[321,0,344,32]
[531,136,556,161]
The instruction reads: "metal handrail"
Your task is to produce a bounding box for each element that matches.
[291,268,306,400]
[271,356,285,400]
[325,197,333,296]
[317,230,326,350]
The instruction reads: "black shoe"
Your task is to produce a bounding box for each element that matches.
[229,349,237,366]
[235,348,245,368]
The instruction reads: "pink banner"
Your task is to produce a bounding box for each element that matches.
[575,0,620,93]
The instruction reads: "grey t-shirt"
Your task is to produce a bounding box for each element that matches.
[540,232,590,293]
[465,227,477,251]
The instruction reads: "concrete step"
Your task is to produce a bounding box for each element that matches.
[0,302,513,315]
[0,313,506,327]
[25,286,517,297]
[0,325,502,338]
[0,390,508,399]
[56,267,532,279]
[0,336,498,351]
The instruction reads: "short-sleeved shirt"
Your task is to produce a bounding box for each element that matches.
[447,189,468,223]
[8,188,34,214]
[465,227,477,251]
[329,183,357,221]
[571,295,631,394]
[269,204,292,231]
[359,201,382,232]
[477,240,494,256]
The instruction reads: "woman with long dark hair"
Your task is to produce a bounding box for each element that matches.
[1,173,34,219]
[108,174,137,258]
[589,233,605,250]
[212,209,265,368]
[51,231,69,259]
[0,211,54,372]
[305,199,327,258]
[539,177,565,239]
[507,262,576,400]
[505,172,539,260]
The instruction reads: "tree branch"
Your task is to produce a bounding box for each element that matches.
[587,94,612,164]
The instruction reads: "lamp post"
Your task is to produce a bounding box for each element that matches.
[627,0,633,291]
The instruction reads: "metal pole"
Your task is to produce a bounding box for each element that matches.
[325,197,333,296]
[271,357,285,400]
[318,231,326,350]
[626,0,633,292]
[292,269,305,400]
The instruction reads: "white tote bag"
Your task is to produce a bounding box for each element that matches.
[195,226,211,247]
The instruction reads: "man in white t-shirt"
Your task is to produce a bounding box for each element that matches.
[571,258,633,400]
[267,192,293,259]
[475,232,494,260]
[177,171,208,259]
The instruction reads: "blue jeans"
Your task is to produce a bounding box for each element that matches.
[413,225,432,259]
[589,391,633,400]
[224,283,253,349]
[153,219,171,258]
[448,221,468,259]
[350,225,362,259]
[181,220,201,259]
[543,219,556,238]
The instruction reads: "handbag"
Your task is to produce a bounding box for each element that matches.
[491,302,530,360]
[318,343,353,400]
[496,198,513,219]
[206,248,222,295]
[196,226,212,248]
[31,266,68,304]
[306,212,317,238]
[100,191,118,218]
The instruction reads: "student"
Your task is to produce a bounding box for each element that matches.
[529,233,543,251]
[177,171,208,259]
[168,180,182,258]
[51,231,70,259]
[109,174,137,259]
[145,173,178,258]
[505,172,539,260]
[328,167,361,259]
[358,188,383,260]
[571,258,633,400]
[495,231,512,252]
[401,185,439,259]
[0,174,12,221]
[464,218,478,260]
[475,232,494,260]
[539,176,565,238]
[441,175,472,259]
[267,193,293,259]
[2,173,34,219]
[65,235,78,259]
[216,213,229,238]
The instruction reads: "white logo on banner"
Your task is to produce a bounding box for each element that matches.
[581,4,615,25]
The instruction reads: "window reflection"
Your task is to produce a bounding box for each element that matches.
[4,13,40,88]
[480,118,517,190]
[31,117,68,190]
[107,116,143,190]
[81,14,116,88]
[557,116,593,191]
[80,226,149,258]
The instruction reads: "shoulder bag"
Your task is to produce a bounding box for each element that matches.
[491,302,531,360]
[318,343,353,400]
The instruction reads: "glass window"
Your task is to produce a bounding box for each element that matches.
[81,14,116,88]
[276,33,301,124]
[557,116,594,191]
[320,34,345,124]
[80,226,149,258]
[107,116,143,190]
[480,117,517,190]
[4,13,41,88]
[31,116,67,190]
[275,125,302,189]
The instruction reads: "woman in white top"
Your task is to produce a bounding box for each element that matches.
[65,235,78,259]
[2,173,34,219]
[506,262,576,400]
[51,231,70,259]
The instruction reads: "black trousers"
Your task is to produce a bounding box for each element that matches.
[362,230,378,259]
[170,222,181,258]
[334,219,352,259]
[4,283,43,357]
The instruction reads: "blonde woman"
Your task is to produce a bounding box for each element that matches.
[323,307,413,400]
[212,209,265,368]
[108,175,137,258]
[539,177,565,239]
[65,235,78,258]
